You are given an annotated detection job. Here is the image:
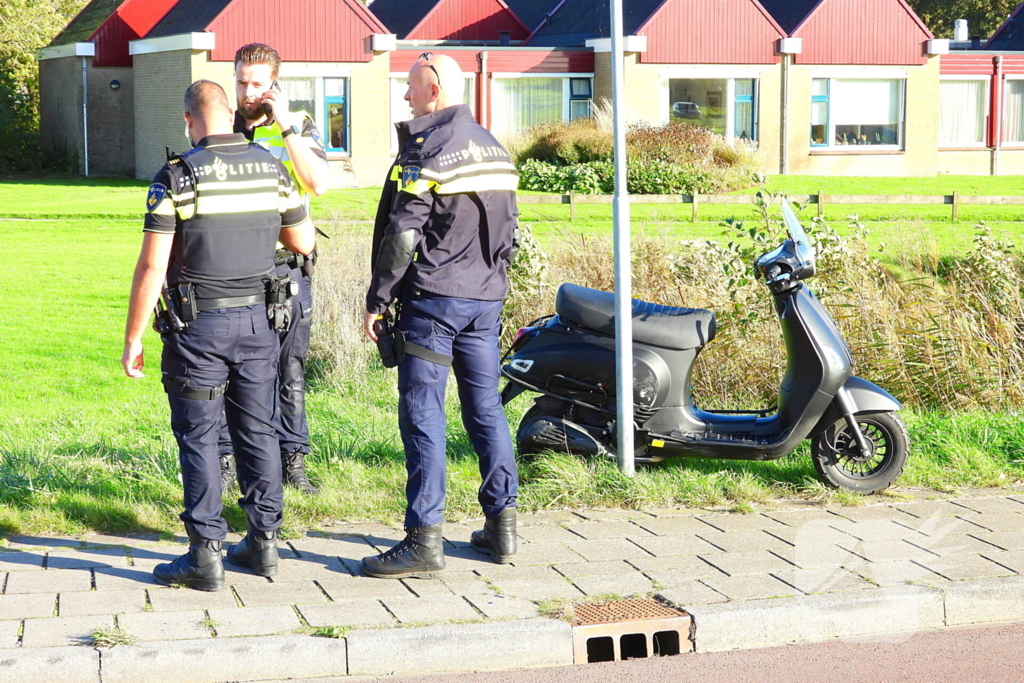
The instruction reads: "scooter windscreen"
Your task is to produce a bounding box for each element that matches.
[755,198,817,281]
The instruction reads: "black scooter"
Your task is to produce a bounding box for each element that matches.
[500,199,908,493]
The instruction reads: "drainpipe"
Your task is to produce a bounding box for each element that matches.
[992,55,1003,176]
[478,50,488,128]
[780,53,790,175]
[81,56,89,176]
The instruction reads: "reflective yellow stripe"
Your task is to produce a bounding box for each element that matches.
[196,179,279,192]
[389,165,402,182]
[150,198,175,216]
[419,161,517,181]
[434,173,519,195]
[186,194,281,215]
[253,111,314,195]
[399,179,438,196]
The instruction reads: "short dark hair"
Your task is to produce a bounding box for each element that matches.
[234,43,282,79]
[183,79,230,116]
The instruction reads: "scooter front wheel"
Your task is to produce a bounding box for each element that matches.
[811,412,909,494]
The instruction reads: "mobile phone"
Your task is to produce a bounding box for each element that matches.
[262,80,281,118]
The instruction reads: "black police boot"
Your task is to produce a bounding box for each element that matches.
[360,525,445,579]
[282,450,318,495]
[225,529,279,577]
[471,508,517,564]
[153,527,224,592]
[219,453,236,492]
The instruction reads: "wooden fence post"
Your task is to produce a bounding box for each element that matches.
[817,190,824,218]
[692,194,699,222]
[951,191,960,222]
[569,192,576,222]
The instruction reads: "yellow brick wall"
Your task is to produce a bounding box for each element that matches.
[133,50,203,181]
[348,52,394,187]
[787,57,941,177]
[936,150,991,175]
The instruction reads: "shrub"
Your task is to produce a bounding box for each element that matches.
[517,158,716,195]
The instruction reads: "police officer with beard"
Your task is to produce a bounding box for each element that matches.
[122,80,314,590]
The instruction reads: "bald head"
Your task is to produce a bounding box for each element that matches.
[405,53,464,118]
[182,79,234,143]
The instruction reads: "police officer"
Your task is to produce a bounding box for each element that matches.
[218,42,330,495]
[122,80,315,590]
[360,54,520,578]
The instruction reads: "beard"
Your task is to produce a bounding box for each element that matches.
[238,100,263,121]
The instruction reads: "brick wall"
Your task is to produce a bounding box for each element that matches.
[39,57,84,172]
[86,66,134,177]
[133,50,203,181]
[348,52,394,187]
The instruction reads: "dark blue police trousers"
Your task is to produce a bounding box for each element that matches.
[161,305,283,541]
[397,294,518,528]
[217,264,311,458]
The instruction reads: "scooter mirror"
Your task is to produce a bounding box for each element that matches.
[780,198,816,277]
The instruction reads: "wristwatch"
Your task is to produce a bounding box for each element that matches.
[281,123,301,139]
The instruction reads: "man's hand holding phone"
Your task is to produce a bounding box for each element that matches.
[260,80,292,129]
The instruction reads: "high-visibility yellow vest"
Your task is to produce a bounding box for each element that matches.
[252,111,315,197]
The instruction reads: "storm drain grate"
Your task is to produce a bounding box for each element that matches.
[570,599,692,664]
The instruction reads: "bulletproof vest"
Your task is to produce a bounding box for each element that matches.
[168,141,283,301]
[251,111,314,196]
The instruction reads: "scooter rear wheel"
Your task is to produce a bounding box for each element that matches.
[811,412,909,494]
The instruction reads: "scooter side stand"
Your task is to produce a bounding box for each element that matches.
[834,386,873,457]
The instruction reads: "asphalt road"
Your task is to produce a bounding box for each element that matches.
[342,621,1024,683]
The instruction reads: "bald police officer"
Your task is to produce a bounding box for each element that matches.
[361,53,520,579]
[122,80,315,590]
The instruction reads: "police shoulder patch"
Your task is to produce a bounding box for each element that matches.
[146,183,167,212]
[402,166,421,188]
[310,127,325,150]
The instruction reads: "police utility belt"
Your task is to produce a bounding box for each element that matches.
[275,248,316,277]
[373,310,454,369]
[153,275,298,335]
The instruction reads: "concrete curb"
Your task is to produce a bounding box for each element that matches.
[2,577,1023,681]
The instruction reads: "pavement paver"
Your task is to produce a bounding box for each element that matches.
[402,578,455,597]
[901,514,985,537]
[93,567,165,590]
[627,533,723,557]
[46,548,128,570]
[0,618,19,648]
[59,589,147,617]
[829,506,916,522]
[773,543,864,570]
[494,577,583,601]
[570,571,655,597]
[572,510,652,522]
[846,560,944,587]
[628,553,726,577]
[439,571,493,595]
[633,516,720,535]
[518,511,581,526]
[563,521,650,540]
[298,599,395,628]
[20,614,112,648]
[969,531,1024,552]
[838,539,937,563]
[906,533,1005,557]
[463,594,539,619]
[207,604,300,637]
[0,551,44,572]
[5,536,82,550]
[951,497,1024,515]
[656,581,728,606]
[5,569,93,594]
[515,525,584,543]
[981,550,1024,573]
[697,530,791,553]
[962,513,1024,533]
[563,538,653,562]
[234,580,328,607]
[147,587,238,612]
[697,514,786,532]
[773,567,874,594]
[509,542,583,566]
[646,507,704,518]
[273,556,349,579]
[889,500,972,518]
[917,554,1017,581]
[552,560,637,578]
[763,509,839,525]
[766,522,859,547]
[383,594,482,625]
[317,576,414,601]
[827,520,919,541]
[126,546,190,568]
[699,573,801,601]
[118,609,211,641]
[0,593,56,620]
[699,550,795,577]
[475,565,562,582]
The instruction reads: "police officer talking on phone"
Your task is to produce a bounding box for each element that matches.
[360,53,521,579]
[122,80,315,590]
[218,43,330,495]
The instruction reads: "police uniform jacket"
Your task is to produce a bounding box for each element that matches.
[366,104,519,315]
[144,134,308,301]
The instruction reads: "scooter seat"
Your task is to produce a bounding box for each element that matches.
[555,283,716,351]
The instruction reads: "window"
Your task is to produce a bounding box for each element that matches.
[810,78,904,149]
[324,78,348,153]
[939,80,987,146]
[667,78,757,142]
[390,75,476,151]
[1004,80,1024,144]
[278,78,315,118]
[490,76,595,136]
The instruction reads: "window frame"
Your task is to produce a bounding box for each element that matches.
[489,73,595,136]
[1002,75,1024,147]
[809,77,906,151]
[937,76,990,149]
[661,74,760,145]
[323,77,350,154]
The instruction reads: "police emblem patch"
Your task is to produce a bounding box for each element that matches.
[310,127,325,151]
[146,183,167,212]
[402,166,421,188]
